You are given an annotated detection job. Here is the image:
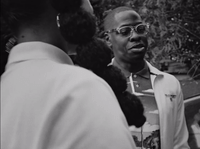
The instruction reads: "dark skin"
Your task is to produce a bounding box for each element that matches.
[105,10,148,74]
[12,0,93,54]
[113,54,146,74]
[14,5,68,51]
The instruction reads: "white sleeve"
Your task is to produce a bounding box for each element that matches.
[173,79,190,149]
[48,77,136,149]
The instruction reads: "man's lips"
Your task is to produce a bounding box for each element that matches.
[127,43,145,52]
[129,43,144,49]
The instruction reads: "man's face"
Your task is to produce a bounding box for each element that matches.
[108,10,148,63]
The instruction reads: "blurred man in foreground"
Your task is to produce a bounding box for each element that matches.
[1,1,136,148]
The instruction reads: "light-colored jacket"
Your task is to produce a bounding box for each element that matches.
[112,58,190,149]
[1,42,136,149]
[147,61,190,149]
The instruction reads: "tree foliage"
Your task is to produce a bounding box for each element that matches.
[91,0,200,79]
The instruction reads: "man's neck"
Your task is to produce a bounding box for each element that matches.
[114,58,146,74]
[15,24,71,54]
[14,8,72,53]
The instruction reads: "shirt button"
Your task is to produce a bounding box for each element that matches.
[133,75,137,78]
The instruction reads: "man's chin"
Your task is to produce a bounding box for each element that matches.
[131,54,145,61]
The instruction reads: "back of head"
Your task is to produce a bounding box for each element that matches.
[1,0,47,29]
[103,6,135,31]
[99,65,146,127]
[59,8,96,45]
[75,38,112,72]
[1,0,82,31]
[75,37,127,94]
[1,0,84,51]
[99,65,127,96]
[118,91,146,127]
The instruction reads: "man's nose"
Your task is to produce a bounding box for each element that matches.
[129,32,142,42]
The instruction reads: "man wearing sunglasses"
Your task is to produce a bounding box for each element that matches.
[104,6,190,149]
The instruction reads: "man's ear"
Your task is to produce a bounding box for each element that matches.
[104,33,112,49]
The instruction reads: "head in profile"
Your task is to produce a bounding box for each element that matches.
[75,37,146,127]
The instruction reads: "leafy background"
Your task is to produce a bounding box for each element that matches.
[89,1,200,148]
[91,0,200,80]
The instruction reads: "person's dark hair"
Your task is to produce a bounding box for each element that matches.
[59,8,96,45]
[50,0,82,13]
[103,6,134,31]
[75,38,112,71]
[98,66,127,96]
[75,37,146,127]
[118,91,146,127]
[1,0,82,30]
[98,66,146,127]
[1,0,48,28]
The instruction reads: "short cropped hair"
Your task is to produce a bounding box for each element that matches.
[1,0,82,30]
[59,9,96,45]
[1,0,48,27]
[75,38,113,72]
[103,6,135,31]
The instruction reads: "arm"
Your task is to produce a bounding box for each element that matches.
[173,79,190,149]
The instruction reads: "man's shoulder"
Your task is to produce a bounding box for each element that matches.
[57,64,99,79]
[53,64,109,88]
[147,61,178,81]
[160,70,178,80]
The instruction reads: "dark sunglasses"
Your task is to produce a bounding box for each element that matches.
[106,24,149,37]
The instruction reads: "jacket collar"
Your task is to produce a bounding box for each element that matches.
[7,42,73,67]
[111,58,163,78]
[146,61,164,76]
